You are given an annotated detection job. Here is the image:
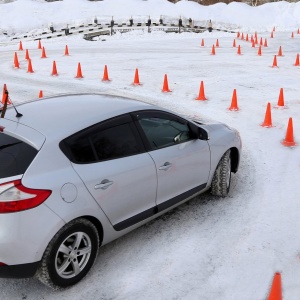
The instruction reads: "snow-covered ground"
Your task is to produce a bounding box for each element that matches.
[1,0,300,299]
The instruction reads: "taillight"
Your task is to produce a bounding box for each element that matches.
[0,262,6,266]
[0,180,51,213]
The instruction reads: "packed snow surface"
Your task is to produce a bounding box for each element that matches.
[0,0,300,299]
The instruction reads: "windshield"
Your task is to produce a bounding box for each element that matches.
[0,133,38,179]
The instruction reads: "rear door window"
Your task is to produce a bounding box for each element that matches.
[60,114,145,164]
[0,133,38,179]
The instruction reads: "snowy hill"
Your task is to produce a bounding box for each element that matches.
[0,0,300,35]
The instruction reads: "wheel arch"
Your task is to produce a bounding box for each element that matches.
[230,147,240,173]
[80,216,104,246]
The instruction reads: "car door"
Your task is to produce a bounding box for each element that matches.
[62,114,157,231]
[132,110,211,212]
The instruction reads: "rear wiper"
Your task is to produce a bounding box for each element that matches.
[0,142,22,151]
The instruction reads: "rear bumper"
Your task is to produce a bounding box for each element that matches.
[0,261,40,278]
[0,203,65,265]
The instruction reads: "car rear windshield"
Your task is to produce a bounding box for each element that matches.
[0,133,38,179]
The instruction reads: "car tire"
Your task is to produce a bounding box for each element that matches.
[211,149,231,197]
[36,218,99,289]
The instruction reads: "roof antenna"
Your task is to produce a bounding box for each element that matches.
[0,89,23,118]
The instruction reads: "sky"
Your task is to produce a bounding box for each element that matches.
[1,0,300,299]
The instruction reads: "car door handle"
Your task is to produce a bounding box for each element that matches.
[159,162,172,171]
[95,179,114,190]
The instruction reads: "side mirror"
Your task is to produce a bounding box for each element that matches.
[189,122,209,140]
[198,127,209,140]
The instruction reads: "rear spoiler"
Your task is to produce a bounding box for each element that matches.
[0,119,45,150]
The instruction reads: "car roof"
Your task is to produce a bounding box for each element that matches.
[2,93,156,141]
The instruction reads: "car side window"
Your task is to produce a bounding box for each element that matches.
[137,113,194,150]
[90,123,141,161]
[61,115,144,164]
[64,135,95,163]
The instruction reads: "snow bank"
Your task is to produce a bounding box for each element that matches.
[0,0,300,34]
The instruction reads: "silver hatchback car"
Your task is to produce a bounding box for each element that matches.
[0,94,241,288]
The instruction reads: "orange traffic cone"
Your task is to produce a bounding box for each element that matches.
[291,32,294,38]
[14,52,20,68]
[132,68,141,85]
[1,84,12,105]
[19,41,23,51]
[195,81,207,100]
[258,45,262,56]
[233,39,236,47]
[25,49,30,60]
[259,37,263,45]
[255,35,258,44]
[27,59,34,73]
[51,60,58,76]
[245,34,248,42]
[278,46,283,56]
[241,32,244,40]
[272,55,278,68]
[216,39,219,47]
[229,89,239,111]
[38,39,42,49]
[75,62,83,78]
[1,84,7,104]
[251,40,255,48]
[282,118,297,147]
[271,31,274,38]
[237,45,242,55]
[162,74,171,93]
[211,44,216,55]
[237,32,240,38]
[261,103,273,127]
[294,53,299,66]
[102,65,110,81]
[41,47,47,58]
[1,87,5,105]
[1,89,8,105]
[201,38,204,47]
[38,90,43,98]
[64,45,69,56]
[298,28,300,34]
[264,38,268,47]
[1,88,9,105]
[275,88,285,108]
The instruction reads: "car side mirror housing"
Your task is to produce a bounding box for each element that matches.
[189,122,209,140]
[198,127,209,140]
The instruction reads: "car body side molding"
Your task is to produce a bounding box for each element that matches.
[113,206,157,231]
[157,183,207,212]
[113,183,207,231]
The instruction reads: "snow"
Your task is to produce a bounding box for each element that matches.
[1,0,300,299]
